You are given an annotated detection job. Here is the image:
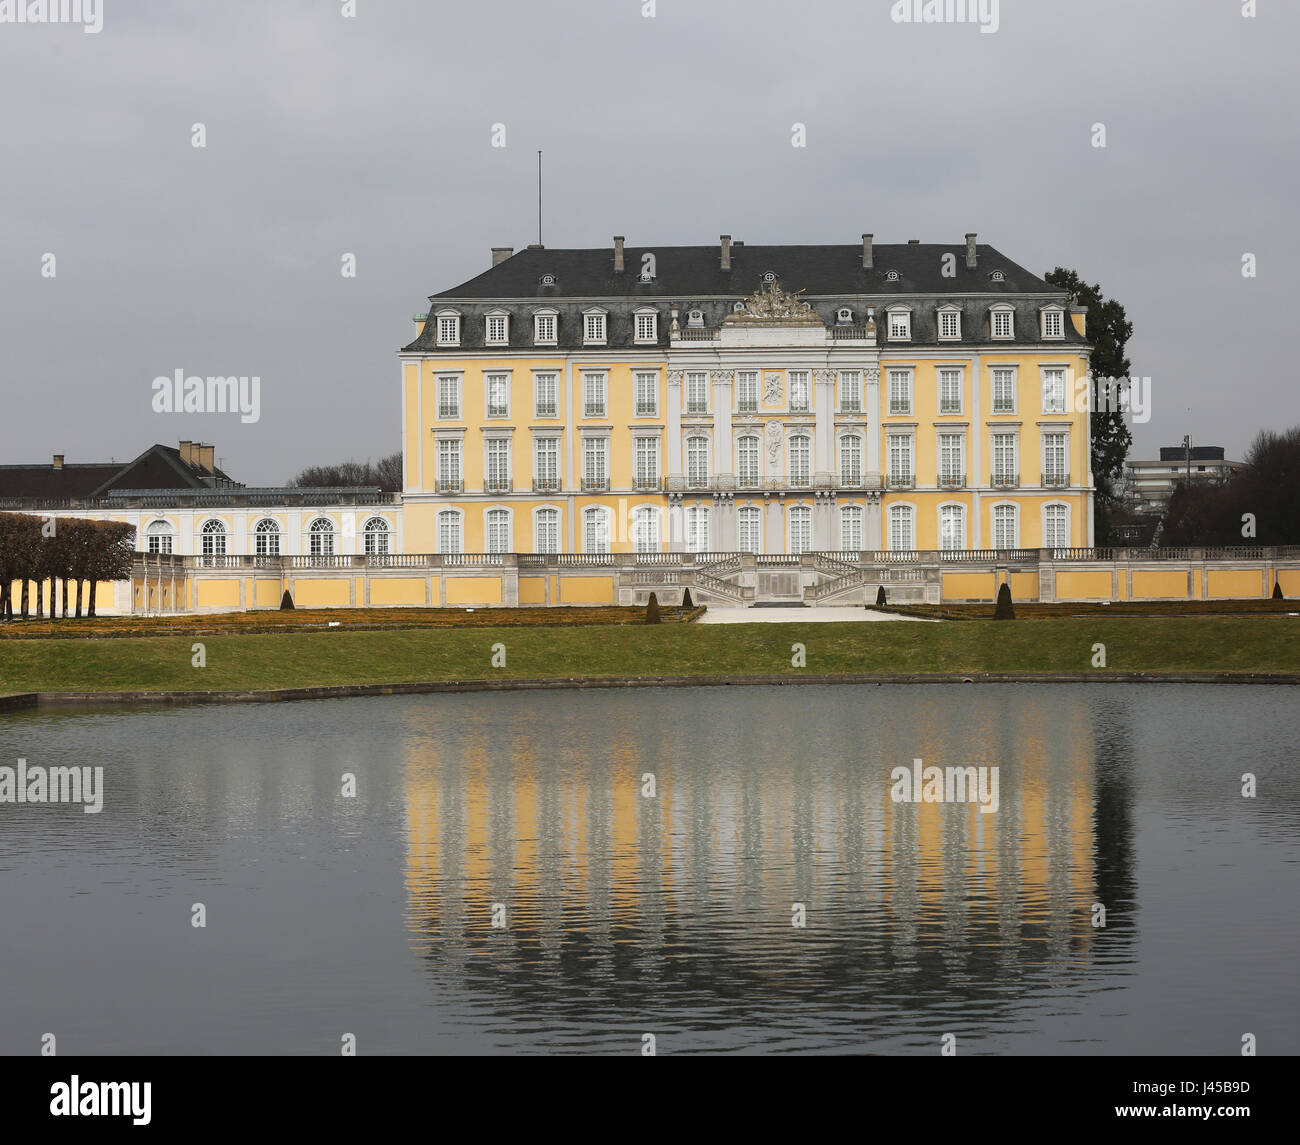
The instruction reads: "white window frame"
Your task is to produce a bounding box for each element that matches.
[634,371,659,417]
[1042,430,1069,485]
[362,517,390,556]
[631,504,661,554]
[533,371,558,418]
[685,371,708,414]
[787,433,811,486]
[736,370,759,413]
[991,502,1020,550]
[485,371,511,419]
[583,506,611,554]
[938,367,963,415]
[938,502,966,552]
[533,309,558,346]
[583,309,607,346]
[484,436,512,493]
[737,435,761,487]
[532,434,560,491]
[887,306,911,341]
[437,509,464,555]
[436,373,462,421]
[684,505,710,554]
[938,431,965,486]
[146,519,175,554]
[485,311,509,346]
[788,370,811,413]
[1043,502,1070,548]
[634,308,658,345]
[887,432,915,488]
[582,372,607,418]
[435,311,460,346]
[991,431,1019,485]
[887,503,915,551]
[839,433,864,485]
[436,436,464,492]
[533,506,560,555]
[737,505,762,554]
[937,306,961,341]
[840,504,864,551]
[1041,307,1065,339]
[788,505,813,555]
[990,305,1014,340]
[253,517,281,557]
[634,435,660,489]
[1041,366,1068,414]
[990,366,1017,414]
[887,368,913,415]
[581,435,609,490]
[838,370,862,413]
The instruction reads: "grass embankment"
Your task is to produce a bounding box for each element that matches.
[0,605,701,639]
[0,617,1297,694]
[872,599,1299,621]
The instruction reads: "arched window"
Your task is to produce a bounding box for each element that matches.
[738,506,761,554]
[684,505,710,553]
[840,505,863,552]
[888,504,914,551]
[200,519,226,560]
[737,435,760,487]
[992,504,1019,550]
[534,508,559,554]
[363,517,390,556]
[145,520,174,555]
[632,506,661,553]
[254,518,281,557]
[437,510,462,554]
[584,506,610,554]
[789,505,812,554]
[486,509,511,554]
[939,504,966,551]
[308,517,336,558]
[1044,503,1069,548]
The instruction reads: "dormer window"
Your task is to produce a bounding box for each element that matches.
[1041,306,1065,339]
[485,311,509,345]
[733,301,746,312]
[638,267,655,283]
[583,310,607,345]
[687,309,704,328]
[885,270,900,283]
[533,309,558,345]
[990,270,1006,283]
[990,304,1014,339]
[539,274,556,287]
[836,307,853,324]
[436,311,460,346]
[886,305,911,341]
[763,271,777,284]
[937,305,961,340]
[634,308,658,344]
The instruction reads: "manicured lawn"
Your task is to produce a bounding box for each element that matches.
[0,617,1298,693]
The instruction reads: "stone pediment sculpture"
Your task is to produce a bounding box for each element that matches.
[723,277,824,327]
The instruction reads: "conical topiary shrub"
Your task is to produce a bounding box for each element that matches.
[875,585,887,607]
[646,591,661,624]
[681,587,693,609]
[1273,579,1284,600]
[993,582,1015,620]
[280,589,295,610]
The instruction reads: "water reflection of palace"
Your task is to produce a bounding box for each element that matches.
[402,689,1137,1006]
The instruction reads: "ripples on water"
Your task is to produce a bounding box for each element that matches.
[0,684,1295,1054]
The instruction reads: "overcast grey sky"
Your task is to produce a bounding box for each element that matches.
[1,0,1296,484]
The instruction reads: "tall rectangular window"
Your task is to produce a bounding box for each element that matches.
[1042,367,1067,413]
[486,314,508,344]
[437,376,461,419]
[888,434,914,486]
[437,510,462,554]
[738,506,761,554]
[436,439,462,491]
[633,507,661,553]
[685,506,710,553]
[888,504,914,550]
[992,432,1018,484]
[788,371,810,412]
[584,313,606,343]
[991,367,1016,414]
[686,371,708,414]
[737,436,759,486]
[789,506,812,555]
[939,432,964,485]
[1044,432,1068,484]
[534,372,557,418]
[687,436,710,487]
[635,372,658,416]
[486,438,511,492]
[534,313,556,344]
[840,505,863,551]
[635,437,659,488]
[486,509,511,555]
[992,309,1013,339]
[889,310,911,340]
[582,437,608,488]
[583,373,607,418]
[635,312,657,343]
[938,368,963,414]
[939,504,965,551]
[584,508,610,554]
[736,371,758,413]
[888,370,912,415]
[437,315,459,345]
[533,437,559,489]
[839,371,861,413]
[939,310,961,339]
[788,435,810,485]
[1042,311,1064,338]
[486,373,509,418]
[993,504,1018,549]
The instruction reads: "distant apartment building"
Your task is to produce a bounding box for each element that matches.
[1126,446,1242,513]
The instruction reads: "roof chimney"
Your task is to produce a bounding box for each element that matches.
[179,440,194,466]
[613,235,625,273]
[197,444,215,474]
[720,234,732,271]
[862,233,873,269]
[965,232,978,269]
[52,454,63,470]
[491,247,513,267]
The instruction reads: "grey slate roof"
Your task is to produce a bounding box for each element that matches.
[403,242,1083,354]
[0,444,237,503]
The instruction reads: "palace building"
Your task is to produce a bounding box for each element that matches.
[398,233,1095,556]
